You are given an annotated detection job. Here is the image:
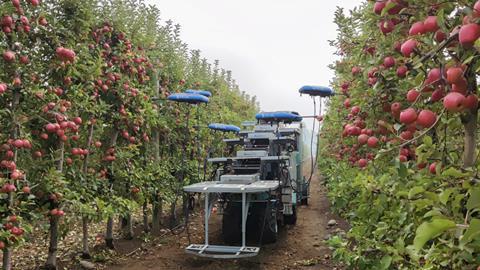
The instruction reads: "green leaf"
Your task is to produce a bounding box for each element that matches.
[466,187,480,210]
[409,186,425,199]
[379,255,392,270]
[398,163,408,178]
[413,219,456,251]
[439,188,454,205]
[423,209,443,218]
[460,219,480,245]
[414,72,425,86]
[463,55,475,65]
[381,2,396,16]
[441,167,466,178]
[437,9,446,31]
[422,135,432,147]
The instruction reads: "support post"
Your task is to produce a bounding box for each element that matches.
[242,191,246,247]
[204,192,209,246]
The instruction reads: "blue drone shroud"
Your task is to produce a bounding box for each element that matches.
[185,89,212,97]
[299,85,334,97]
[208,123,241,133]
[255,111,303,122]
[167,93,209,104]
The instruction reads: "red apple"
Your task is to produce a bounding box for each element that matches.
[400,130,414,140]
[351,66,361,75]
[73,116,82,125]
[406,89,420,103]
[475,0,480,16]
[396,65,408,77]
[351,106,360,115]
[431,87,445,102]
[452,78,468,94]
[425,68,443,85]
[379,19,395,34]
[0,83,7,94]
[3,51,15,63]
[401,39,417,57]
[358,158,368,168]
[429,162,437,174]
[373,1,386,15]
[399,108,417,124]
[367,136,379,148]
[443,92,466,112]
[391,102,402,114]
[358,134,369,145]
[383,56,395,68]
[459,23,480,47]
[423,16,439,33]
[417,110,437,128]
[409,21,426,36]
[446,67,464,84]
[386,0,405,15]
[434,30,447,42]
[463,94,479,110]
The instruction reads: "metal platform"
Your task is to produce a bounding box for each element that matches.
[185,244,259,259]
[184,181,279,258]
[184,180,279,193]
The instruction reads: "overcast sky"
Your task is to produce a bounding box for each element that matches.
[147,0,359,125]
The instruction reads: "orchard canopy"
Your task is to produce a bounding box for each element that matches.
[0,0,257,269]
[1,0,480,270]
[321,0,480,269]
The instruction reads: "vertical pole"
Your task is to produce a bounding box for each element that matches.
[242,192,246,247]
[204,192,209,246]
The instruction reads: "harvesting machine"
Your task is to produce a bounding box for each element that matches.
[181,85,334,259]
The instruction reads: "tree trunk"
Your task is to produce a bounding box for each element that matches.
[81,217,90,259]
[143,200,149,233]
[463,67,478,168]
[81,123,94,259]
[151,71,162,234]
[104,130,119,249]
[463,110,477,168]
[105,217,114,249]
[2,249,12,270]
[151,192,162,234]
[123,214,134,239]
[44,217,59,270]
[45,141,64,269]
[169,199,177,228]
[3,90,21,270]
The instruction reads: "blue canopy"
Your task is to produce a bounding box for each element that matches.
[208,123,241,133]
[185,89,212,97]
[255,111,302,122]
[167,93,209,104]
[299,85,334,97]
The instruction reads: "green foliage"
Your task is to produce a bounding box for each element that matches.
[0,0,258,264]
[321,1,480,269]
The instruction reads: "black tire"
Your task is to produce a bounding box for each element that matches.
[283,205,297,225]
[222,202,242,244]
[301,196,308,206]
[253,202,278,244]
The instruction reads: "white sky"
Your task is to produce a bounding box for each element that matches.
[147,0,359,124]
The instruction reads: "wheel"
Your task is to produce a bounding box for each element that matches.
[252,202,278,244]
[301,196,308,206]
[222,202,242,244]
[283,205,297,225]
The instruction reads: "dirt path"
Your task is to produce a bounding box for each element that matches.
[106,176,347,270]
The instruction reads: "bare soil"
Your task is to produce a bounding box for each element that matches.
[105,175,348,270]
